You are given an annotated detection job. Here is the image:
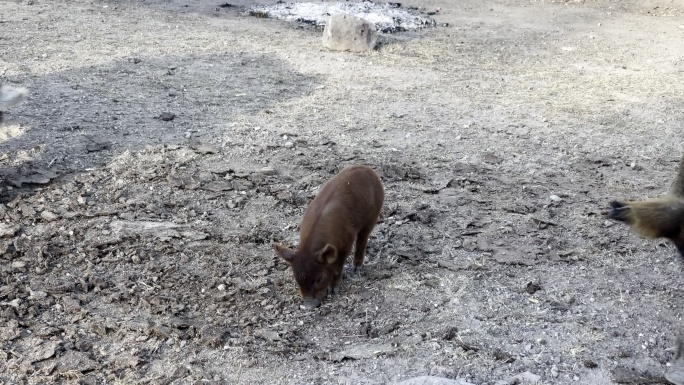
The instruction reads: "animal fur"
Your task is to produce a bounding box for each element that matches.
[609,156,684,383]
[274,164,384,309]
[608,154,684,257]
[670,154,684,197]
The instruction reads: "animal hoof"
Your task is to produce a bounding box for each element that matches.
[352,266,362,275]
[300,298,321,310]
[327,286,340,295]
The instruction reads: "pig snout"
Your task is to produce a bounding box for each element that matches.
[300,298,321,310]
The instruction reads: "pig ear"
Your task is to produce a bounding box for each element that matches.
[317,244,337,265]
[274,243,295,264]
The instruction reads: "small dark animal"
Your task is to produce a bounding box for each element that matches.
[274,164,384,310]
[608,154,684,258]
[608,154,684,384]
[609,197,684,256]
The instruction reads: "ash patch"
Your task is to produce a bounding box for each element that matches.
[247,1,436,33]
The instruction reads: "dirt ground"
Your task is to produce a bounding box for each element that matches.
[2,0,684,384]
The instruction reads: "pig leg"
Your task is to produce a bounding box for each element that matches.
[329,246,351,295]
[352,226,374,274]
[328,274,341,295]
[327,268,345,295]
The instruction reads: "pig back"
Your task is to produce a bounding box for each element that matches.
[300,165,384,241]
[342,165,384,219]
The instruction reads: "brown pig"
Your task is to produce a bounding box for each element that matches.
[274,164,384,310]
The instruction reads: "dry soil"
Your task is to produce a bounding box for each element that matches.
[1,0,684,384]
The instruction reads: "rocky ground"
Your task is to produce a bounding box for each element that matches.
[1,0,684,384]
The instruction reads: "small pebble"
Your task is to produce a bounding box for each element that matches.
[260,167,277,176]
[551,365,559,378]
[549,194,562,202]
[284,141,294,148]
[218,284,226,291]
[41,210,58,221]
[158,112,176,121]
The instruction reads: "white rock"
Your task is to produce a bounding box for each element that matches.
[260,167,277,176]
[510,371,541,384]
[7,298,21,307]
[41,210,59,221]
[322,13,377,52]
[0,223,17,238]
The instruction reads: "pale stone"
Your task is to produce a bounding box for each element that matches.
[322,14,377,52]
